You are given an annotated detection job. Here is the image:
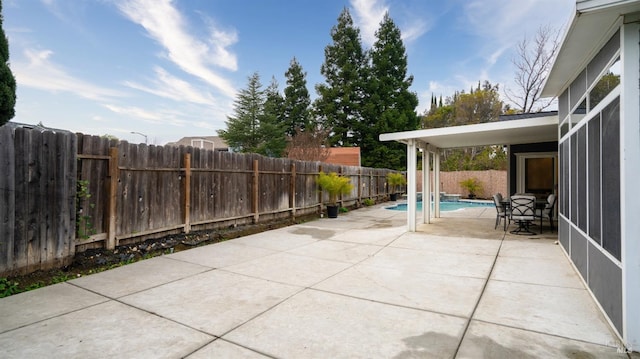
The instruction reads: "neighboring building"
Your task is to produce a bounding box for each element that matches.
[325,147,361,167]
[380,0,640,350]
[166,136,228,151]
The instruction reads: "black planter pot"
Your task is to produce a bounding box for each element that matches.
[327,205,339,218]
[390,193,398,201]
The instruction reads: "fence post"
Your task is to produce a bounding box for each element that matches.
[290,163,296,220]
[338,166,343,207]
[183,153,191,233]
[106,147,118,250]
[318,165,323,214]
[252,159,259,223]
[357,168,362,206]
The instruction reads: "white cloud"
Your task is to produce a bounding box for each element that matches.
[124,66,218,106]
[350,0,428,46]
[116,0,238,98]
[13,48,124,101]
[103,104,188,127]
[350,0,388,45]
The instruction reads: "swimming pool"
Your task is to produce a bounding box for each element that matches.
[386,201,493,212]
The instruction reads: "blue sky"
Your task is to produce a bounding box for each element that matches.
[5,0,574,145]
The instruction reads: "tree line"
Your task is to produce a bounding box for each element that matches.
[220,7,561,172]
[219,9,418,170]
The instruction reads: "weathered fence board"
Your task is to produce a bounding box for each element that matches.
[0,125,76,276]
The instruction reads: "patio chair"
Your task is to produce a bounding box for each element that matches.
[493,193,510,231]
[510,194,536,235]
[535,194,557,233]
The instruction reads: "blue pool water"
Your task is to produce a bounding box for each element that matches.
[386,201,493,212]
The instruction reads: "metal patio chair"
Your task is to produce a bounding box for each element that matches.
[510,195,537,235]
[493,193,510,231]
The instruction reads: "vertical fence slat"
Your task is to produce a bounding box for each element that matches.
[183,153,191,233]
[107,147,118,250]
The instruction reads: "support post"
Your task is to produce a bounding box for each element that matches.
[183,153,191,233]
[357,168,362,206]
[106,147,118,249]
[434,151,441,218]
[407,139,417,232]
[621,21,640,349]
[423,149,430,224]
[318,165,323,214]
[252,159,259,223]
[290,163,296,219]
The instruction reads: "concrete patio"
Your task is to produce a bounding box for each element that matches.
[0,204,634,358]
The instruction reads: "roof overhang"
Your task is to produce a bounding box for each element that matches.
[541,0,640,97]
[379,115,558,149]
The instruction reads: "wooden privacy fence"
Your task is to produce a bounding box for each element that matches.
[0,125,77,276]
[0,126,398,276]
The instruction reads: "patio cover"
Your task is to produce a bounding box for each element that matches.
[379,114,558,231]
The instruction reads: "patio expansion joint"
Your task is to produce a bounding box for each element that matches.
[0,286,110,336]
[452,229,507,357]
[66,266,219,300]
[469,318,623,350]
[487,277,587,291]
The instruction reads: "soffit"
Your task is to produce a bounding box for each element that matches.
[542,0,640,97]
[379,115,558,149]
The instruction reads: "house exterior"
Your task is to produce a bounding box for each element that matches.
[166,136,229,151]
[540,0,640,349]
[324,147,361,166]
[380,0,639,350]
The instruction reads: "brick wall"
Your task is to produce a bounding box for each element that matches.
[416,170,507,199]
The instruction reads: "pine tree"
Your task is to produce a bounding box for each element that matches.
[363,12,419,169]
[283,57,311,136]
[259,77,287,157]
[0,0,16,125]
[218,72,265,153]
[314,7,368,147]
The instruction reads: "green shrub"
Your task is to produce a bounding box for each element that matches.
[317,171,354,205]
[460,177,483,198]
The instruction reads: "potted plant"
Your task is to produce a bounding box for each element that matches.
[460,177,483,199]
[317,171,354,218]
[386,172,407,201]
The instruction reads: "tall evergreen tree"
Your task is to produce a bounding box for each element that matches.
[218,72,265,153]
[283,57,311,136]
[314,7,368,147]
[363,12,419,169]
[0,0,16,125]
[260,77,287,157]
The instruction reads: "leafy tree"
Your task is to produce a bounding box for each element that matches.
[285,126,331,162]
[314,7,368,147]
[422,81,506,171]
[505,25,559,113]
[0,0,16,125]
[422,104,454,129]
[283,57,312,136]
[259,77,287,157]
[453,81,503,125]
[589,72,619,107]
[363,12,419,169]
[218,72,265,153]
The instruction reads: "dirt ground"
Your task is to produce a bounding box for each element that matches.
[3,215,318,297]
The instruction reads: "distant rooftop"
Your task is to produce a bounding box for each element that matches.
[166,136,228,151]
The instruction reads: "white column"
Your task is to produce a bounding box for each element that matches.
[620,21,640,349]
[434,151,441,218]
[423,149,430,224]
[407,139,417,231]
